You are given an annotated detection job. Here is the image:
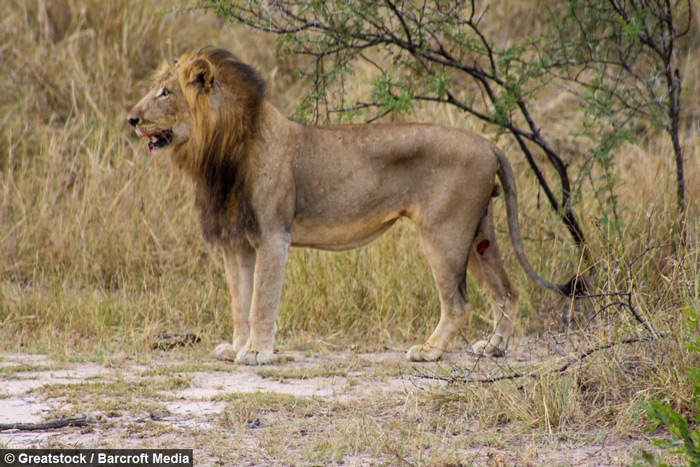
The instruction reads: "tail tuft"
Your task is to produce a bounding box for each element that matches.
[558,274,595,297]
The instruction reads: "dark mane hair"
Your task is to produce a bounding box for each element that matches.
[173,47,266,245]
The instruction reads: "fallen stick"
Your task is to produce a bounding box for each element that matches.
[416,336,652,384]
[150,331,200,350]
[0,416,89,431]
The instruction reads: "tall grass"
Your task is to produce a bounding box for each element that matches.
[1,0,698,374]
[1,0,230,352]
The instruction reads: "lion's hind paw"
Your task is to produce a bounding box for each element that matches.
[406,344,444,362]
[472,340,505,357]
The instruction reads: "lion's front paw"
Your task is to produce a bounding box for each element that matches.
[472,340,504,357]
[406,343,444,362]
[213,343,237,361]
[235,348,276,365]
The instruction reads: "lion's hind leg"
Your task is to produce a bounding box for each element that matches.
[468,203,520,357]
[407,222,476,362]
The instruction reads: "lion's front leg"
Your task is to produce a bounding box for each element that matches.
[213,244,256,361]
[235,235,290,365]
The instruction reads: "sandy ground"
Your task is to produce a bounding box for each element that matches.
[0,347,652,466]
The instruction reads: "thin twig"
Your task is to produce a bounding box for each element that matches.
[415,336,653,384]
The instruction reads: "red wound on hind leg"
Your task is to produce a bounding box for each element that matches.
[476,240,490,255]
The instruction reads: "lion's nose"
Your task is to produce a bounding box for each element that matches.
[128,116,140,127]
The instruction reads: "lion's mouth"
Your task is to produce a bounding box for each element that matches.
[147,130,173,152]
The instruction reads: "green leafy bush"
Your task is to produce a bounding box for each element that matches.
[638,309,700,467]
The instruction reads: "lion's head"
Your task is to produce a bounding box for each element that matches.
[127,59,190,155]
[128,47,266,244]
[128,47,265,176]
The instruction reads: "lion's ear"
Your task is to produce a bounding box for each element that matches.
[182,58,213,93]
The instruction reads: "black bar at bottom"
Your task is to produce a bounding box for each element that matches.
[0,449,193,467]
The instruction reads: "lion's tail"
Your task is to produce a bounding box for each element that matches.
[493,147,575,296]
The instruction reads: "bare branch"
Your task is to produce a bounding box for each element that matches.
[415,336,653,384]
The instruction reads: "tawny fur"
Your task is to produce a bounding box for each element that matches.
[128,47,569,365]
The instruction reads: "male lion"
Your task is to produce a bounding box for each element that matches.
[128,47,573,365]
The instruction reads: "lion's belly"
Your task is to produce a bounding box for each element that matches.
[290,217,398,251]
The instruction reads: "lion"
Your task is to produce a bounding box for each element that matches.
[128,46,576,365]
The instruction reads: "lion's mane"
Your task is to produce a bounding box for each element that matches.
[171,47,266,245]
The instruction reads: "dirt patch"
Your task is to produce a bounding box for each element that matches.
[0,347,651,466]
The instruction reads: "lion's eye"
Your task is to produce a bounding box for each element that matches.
[159,88,170,97]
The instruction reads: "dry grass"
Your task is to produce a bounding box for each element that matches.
[1,0,699,462]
